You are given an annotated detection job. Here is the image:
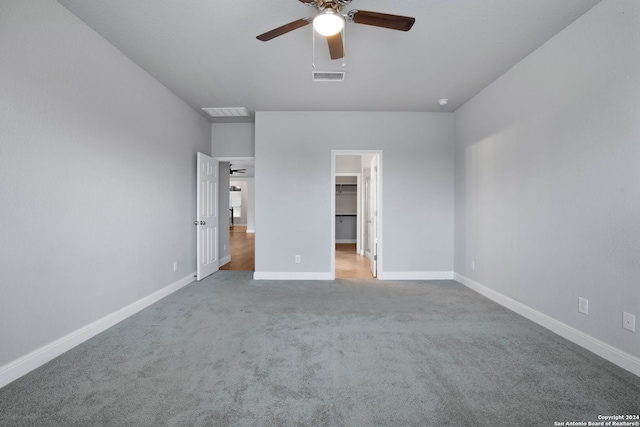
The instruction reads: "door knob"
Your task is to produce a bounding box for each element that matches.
[200,221,206,225]
[194,221,198,225]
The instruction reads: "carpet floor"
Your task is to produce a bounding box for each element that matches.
[0,271,638,426]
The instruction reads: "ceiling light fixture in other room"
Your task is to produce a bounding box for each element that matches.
[313,9,345,36]
[438,99,449,106]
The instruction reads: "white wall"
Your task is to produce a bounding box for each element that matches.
[455,0,640,361]
[336,155,361,173]
[238,178,256,233]
[230,180,250,226]
[0,0,210,371]
[255,112,454,278]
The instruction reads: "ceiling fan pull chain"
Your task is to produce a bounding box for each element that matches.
[342,24,346,68]
[312,27,316,68]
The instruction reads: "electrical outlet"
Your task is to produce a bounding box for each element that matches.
[223,244,226,251]
[471,260,475,270]
[173,261,178,272]
[295,255,301,264]
[623,312,636,332]
[578,297,588,315]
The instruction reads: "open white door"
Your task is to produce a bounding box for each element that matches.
[196,152,219,280]
[369,156,378,278]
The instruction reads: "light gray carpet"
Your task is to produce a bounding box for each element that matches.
[0,271,638,426]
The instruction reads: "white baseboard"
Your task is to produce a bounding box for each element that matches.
[219,255,231,267]
[378,271,454,280]
[253,271,455,281]
[253,272,333,280]
[0,272,196,389]
[336,239,357,244]
[453,273,640,377]
[246,229,255,234]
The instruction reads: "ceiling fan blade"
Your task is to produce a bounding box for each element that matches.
[327,33,344,60]
[349,10,415,32]
[256,18,311,41]
[298,0,316,4]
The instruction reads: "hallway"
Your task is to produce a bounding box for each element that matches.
[220,226,254,271]
[220,230,371,278]
[335,243,373,279]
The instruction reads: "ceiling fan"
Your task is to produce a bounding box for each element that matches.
[230,165,246,175]
[256,0,415,60]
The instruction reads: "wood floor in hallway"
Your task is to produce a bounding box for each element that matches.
[220,226,255,271]
[335,243,373,279]
[220,229,371,278]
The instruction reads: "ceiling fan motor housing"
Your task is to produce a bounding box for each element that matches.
[305,0,352,12]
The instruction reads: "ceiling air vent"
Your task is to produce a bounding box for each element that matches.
[312,71,346,82]
[202,107,249,118]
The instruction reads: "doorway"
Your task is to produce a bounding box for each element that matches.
[216,157,255,271]
[332,151,382,279]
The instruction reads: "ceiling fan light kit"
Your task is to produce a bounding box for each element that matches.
[313,9,345,36]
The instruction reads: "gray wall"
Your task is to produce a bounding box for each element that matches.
[0,0,211,367]
[454,0,640,358]
[211,123,255,158]
[255,112,454,276]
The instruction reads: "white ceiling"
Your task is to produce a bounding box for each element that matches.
[56,0,600,122]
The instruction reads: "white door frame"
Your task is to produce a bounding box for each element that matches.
[368,155,379,278]
[331,150,383,279]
